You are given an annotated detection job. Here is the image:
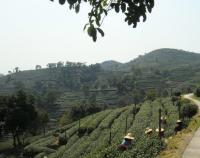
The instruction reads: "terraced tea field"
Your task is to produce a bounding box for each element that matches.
[24,98,178,158]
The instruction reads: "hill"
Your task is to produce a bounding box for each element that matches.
[0,48,200,124]
[1,48,200,91]
[100,60,122,71]
[1,48,199,93]
[120,48,200,71]
[24,98,178,158]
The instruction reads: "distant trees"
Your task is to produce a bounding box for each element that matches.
[119,93,133,106]
[38,111,49,136]
[4,90,37,146]
[173,91,181,97]
[195,87,200,97]
[82,85,90,97]
[34,81,45,92]
[146,89,156,101]
[162,89,169,97]
[171,96,178,106]
[57,61,64,68]
[47,63,57,69]
[88,93,97,106]
[181,104,198,119]
[116,75,136,94]
[44,90,61,105]
[132,90,140,106]
[13,81,25,91]
[59,100,101,126]
[0,90,49,147]
[0,74,4,78]
[0,96,7,137]
[35,65,42,70]
[14,67,20,73]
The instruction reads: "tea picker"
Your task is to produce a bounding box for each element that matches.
[118,133,135,151]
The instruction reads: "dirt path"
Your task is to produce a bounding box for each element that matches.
[182,93,200,158]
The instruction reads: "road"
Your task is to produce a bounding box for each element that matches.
[182,93,200,158]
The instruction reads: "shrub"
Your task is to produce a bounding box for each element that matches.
[78,127,87,137]
[181,104,198,118]
[57,136,68,146]
[173,91,181,97]
[195,87,200,97]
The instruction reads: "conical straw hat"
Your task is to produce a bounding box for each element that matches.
[145,128,153,134]
[156,128,164,132]
[124,133,135,140]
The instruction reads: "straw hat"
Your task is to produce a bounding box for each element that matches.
[124,133,135,140]
[177,119,182,123]
[161,116,167,120]
[156,128,164,132]
[145,128,153,134]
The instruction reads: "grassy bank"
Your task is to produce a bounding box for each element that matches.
[158,97,200,158]
[192,95,200,102]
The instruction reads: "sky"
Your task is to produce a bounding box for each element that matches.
[0,0,200,74]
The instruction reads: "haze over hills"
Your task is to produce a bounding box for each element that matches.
[100,60,122,71]
[101,48,200,71]
[0,48,200,123]
[1,48,200,101]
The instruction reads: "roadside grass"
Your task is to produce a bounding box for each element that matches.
[0,139,19,158]
[0,139,13,152]
[191,95,200,102]
[158,98,200,158]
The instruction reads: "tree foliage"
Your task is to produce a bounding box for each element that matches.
[146,89,156,101]
[181,103,198,118]
[50,0,154,41]
[195,87,200,97]
[0,90,50,146]
[4,90,37,146]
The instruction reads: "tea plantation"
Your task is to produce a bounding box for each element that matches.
[24,98,178,158]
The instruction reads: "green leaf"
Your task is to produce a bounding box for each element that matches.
[143,14,147,22]
[87,26,93,37]
[103,1,107,7]
[59,0,66,5]
[75,4,80,13]
[92,28,97,42]
[115,4,120,13]
[83,23,89,31]
[97,28,104,37]
[133,21,137,28]
[121,3,126,13]
[110,3,115,8]
[67,0,77,5]
[128,20,132,25]
[103,9,108,16]
[96,20,100,27]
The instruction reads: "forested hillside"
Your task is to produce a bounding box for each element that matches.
[24,98,179,158]
[1,48,200,158]
[120,48,200,70]
[0,48,200,123]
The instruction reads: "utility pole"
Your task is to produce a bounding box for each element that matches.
[177,101,181,119]
[158,108,162,139]
[79,119,81,129]
[108,124,112,145]
[125,115,128,135]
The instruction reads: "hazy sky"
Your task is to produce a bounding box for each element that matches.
[0,0,200,74]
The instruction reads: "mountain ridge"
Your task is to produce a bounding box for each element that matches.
[1,48,200,94]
